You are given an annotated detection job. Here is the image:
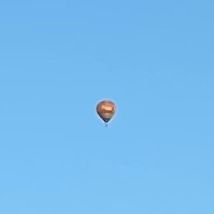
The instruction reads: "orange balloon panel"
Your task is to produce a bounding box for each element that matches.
[96,100,116,123]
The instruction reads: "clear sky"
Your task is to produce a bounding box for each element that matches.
[0,0,214,213]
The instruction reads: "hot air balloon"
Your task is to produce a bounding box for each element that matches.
[96,100,116,126]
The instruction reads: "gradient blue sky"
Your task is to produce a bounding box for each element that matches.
[0,0,214,213]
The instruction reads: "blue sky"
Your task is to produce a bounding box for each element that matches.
[0,0,214,213]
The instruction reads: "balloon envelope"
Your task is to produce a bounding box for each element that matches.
[96,100,116,123]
